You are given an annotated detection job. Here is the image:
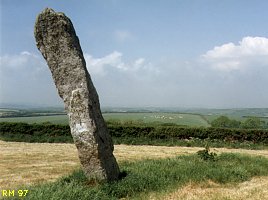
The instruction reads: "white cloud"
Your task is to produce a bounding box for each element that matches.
[85,51,126,75]
[1,51,31,70]
[85,51,156,76]
[0,51,61,105]
[202,36,268,72]
[0,51,46,74]
[134,58,145,66]
[114,30,133,42]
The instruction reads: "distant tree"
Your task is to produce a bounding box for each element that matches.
[229,119,241,128]
[241,117,263,129]
[211,116,237,128]
[211,116,241,128]
[211,116,229,128]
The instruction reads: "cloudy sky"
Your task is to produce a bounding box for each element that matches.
[1,0,268,108]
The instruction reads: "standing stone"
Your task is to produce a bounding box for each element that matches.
[34,8,120,182]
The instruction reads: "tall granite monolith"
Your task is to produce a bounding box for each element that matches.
[34,8,120,182]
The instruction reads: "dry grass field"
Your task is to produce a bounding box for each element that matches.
[149,176,268,200]
[0,140,268,199]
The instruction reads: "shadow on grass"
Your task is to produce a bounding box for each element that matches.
[10,153,268,200]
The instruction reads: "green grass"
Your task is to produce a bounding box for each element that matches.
[8,153,268,200]
[1,107,268,126]
[0,115,69,124]
[104,113,210,127]
[113,137,268,150]
[0,112,210,127]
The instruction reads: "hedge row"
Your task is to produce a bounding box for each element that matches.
[0,122,268,143]
[0,122,70,136]
[108,125,268,143]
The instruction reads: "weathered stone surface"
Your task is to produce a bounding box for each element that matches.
[34,8,120,182]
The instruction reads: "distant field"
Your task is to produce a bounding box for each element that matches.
[0,115,69,124]
[104,112,210,127]
[197,108,268,124]
[0,112,210,127]
[1,107,268,127]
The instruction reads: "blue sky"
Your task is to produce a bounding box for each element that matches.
[1,0,268,108]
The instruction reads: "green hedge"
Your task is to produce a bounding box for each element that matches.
[108,124,268,143]
[0,122,72,143]
[0,122,268,144]
[0,122,70,135]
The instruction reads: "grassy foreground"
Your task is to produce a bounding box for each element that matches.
[7,153,268,200]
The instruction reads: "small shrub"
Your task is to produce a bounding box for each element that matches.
[197,144,217,161]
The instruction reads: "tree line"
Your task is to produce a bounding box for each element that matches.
[211,116,268,129]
